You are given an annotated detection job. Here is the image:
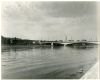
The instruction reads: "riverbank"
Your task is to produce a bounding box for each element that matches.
[81,61,99,79]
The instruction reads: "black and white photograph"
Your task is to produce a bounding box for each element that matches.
[1,1,100,79]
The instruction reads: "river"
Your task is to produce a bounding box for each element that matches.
[1,45,98,79]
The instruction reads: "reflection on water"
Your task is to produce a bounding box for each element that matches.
[1,45,98,79]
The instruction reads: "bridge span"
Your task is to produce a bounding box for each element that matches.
[62,41,100,46]
[37,41,100,46]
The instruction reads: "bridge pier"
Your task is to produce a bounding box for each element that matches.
[64,44,66,47]
[51,42,53,46]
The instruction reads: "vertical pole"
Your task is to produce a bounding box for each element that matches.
[65,33,67,42]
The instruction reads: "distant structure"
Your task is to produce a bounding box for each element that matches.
[65,35,67,42]
[1,36,99,47]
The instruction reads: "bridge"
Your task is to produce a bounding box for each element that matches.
[39,41,64,46]
[61,41,100,47]
[35,41,100,47]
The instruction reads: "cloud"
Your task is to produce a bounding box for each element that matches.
[39,2,97,17]
[1,2,97,40]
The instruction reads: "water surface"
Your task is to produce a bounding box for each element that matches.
[1,45,98,79]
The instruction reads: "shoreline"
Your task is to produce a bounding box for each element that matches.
[81,61,99,79]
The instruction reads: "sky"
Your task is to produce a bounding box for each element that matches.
[1,2,97,41]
